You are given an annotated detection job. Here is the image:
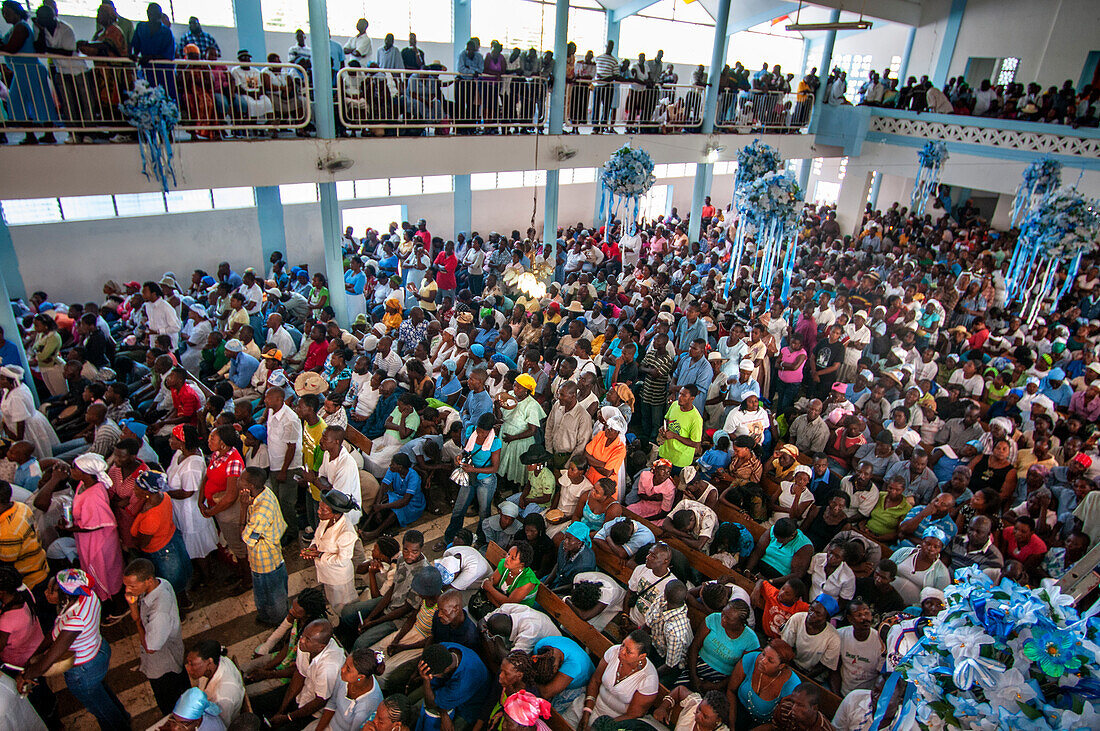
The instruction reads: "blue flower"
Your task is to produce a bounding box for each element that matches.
[1022,627,1086,677]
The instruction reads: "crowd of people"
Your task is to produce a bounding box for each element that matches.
[1,182,1099,731]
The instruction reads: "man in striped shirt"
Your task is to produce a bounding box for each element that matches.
[241,467,289,626]
[0,480,49,620]
[592,40,618,132]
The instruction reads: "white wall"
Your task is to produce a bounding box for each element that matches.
[8,172,718,303]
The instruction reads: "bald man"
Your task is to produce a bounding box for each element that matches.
[253,619,346,729]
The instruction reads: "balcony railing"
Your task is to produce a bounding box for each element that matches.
[0,53,311,137]
[715,90,813,133]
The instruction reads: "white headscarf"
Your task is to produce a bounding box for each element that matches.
[74,453,113,487]
[0,365,24,380]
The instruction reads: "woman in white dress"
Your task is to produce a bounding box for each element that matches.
[0,365,58,459]
[166,425,220,585]
[302,490,359,611]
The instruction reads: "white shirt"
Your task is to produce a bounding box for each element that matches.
[590,644,659,719]
[948,369,985,399]
[668,498,717,542]
[240,282,264,315]
[489,604,562,653]
[199,656,246,727]
[343,33,373,60]
[442,546,493,591]
[832,688,918,731]
[311,515,358,586]
[837,626,885,695]
[144,297,182,347]
[267,404,304,471]
[780,611,841,672]
[809,553,856,600]
[295,638,346,709]
[268,326,296,359]
[0,674,45,731]
[573,571,626,630]
[318,447,363,526]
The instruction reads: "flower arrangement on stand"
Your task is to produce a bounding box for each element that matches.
[1011,156,1062,228]
[885,567,1100,730]
[119,79,180,192]
[599,145,656,236]
[1005,187,1100,316]
[725,140,785,296]
[734,170,802,307]
[910,141,949,218]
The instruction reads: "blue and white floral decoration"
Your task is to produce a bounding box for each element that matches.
[119,79,180,192]
[725,140,785,297]
[1006,187,1100,319]
[878,567,1100,731]
[734,170,802,306]
[1011,156,1062,228]
[910,140,948,218]
[599,144,656,236]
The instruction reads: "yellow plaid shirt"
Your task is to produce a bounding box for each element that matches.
[242,488,287,574]
[0,502,48,588]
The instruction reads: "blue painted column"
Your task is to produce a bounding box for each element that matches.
[594,12,620,221]
[933,0,968,88]
[688,0,731,243]
[807,9,840,134]
[232,0,287,266]
[543,0,569,244]
[307,0,347,325]
[454,0,472,238]
[0,220,33,397]
[798,158,812,200]
[868,171,882,209]
[897,26,917,83]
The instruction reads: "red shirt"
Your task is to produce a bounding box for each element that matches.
[304,340,329,372]
[434,252,458,290]
[760,580,809,639]
[702,205,716,219]
[415,230,431,247]
[1002,526,1047,563]
[170,383,201,425]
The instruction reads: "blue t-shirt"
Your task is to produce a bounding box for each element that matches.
[432,642,490,723]
[461,426,502,468]
[698,611,760,674]
[344,270,366,295]
[382,468,425,526]
[533,636,594,690]
[0,339,21,369]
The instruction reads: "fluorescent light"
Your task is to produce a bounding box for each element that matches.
[786,20,873,31]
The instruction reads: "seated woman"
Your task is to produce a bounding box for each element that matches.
[801,491,852,551]
[184,640,246,727]
[889,527,951,606]
[361,453,425,541]
[624,458,677,520]
[514,514,556,580]
[545,522,596,591]
[726,638,801,731]
[859,475,913,542]
[482,542,540,609]
[565,630,659,728]
[561,477,622,541]
[765,444,800,484]
[681,598,759,692]
[652,688,730,731]
[767,465,815,527]
[531,635,596,713]
[745,518,814,584]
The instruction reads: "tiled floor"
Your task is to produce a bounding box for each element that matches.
[58,510,466,729]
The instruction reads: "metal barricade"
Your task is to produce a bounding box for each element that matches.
[565,81,706,133]
[337,68,549,133]
[714,90,812,133]
[0,53,311,138]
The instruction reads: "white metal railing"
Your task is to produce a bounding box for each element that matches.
[337,67,550,131]
[565,81,705,132]
[0,53,310,137]
[714,90,812,132]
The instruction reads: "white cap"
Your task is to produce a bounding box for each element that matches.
[739,359,754,371]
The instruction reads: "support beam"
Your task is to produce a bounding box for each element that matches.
[896,25,917,83]
[609,0,661,24]
[231,0,266,57]
[307,0,346,325]
[454,0,473,239]
[868,171,882,209]
[798,158,812,199]
[932,0,967,88]
[543,0,569,243]
[725,0,800,36]
[255,187,288,264]
[594,12,619,223]
[807,9,840,134]
[0,221,33,397]
[835,167,875,237]
[689,0,731,243]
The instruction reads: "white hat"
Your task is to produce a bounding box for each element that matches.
[265,287,282,298]
[738,359,754,371]
[0,365,24,380]
[1087,362,1100,374]
[499,501,520,518]
[224,339,244,353]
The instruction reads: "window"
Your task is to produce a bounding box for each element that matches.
[279,183,318,204]
[571,168,596,184]
[838,156,849,182]
[471,173,498,191]
[341,205,406,238]
[166,189,214,213]
[212,187,256,209]
[114,192,167,217]
[336,181,356,200]
[389,177,423,196]
[496,171,525,189]
[812,157,823,176]
[523,170,547,187]
[59,195,115,221]
[355,179,389,199]
[652,164,669,178]
[1,198,62,225]
[814,181,840,206]
[997,57,1020,86]
[422,175,453,195]
[665,163,687,178]
[890,56,901,78]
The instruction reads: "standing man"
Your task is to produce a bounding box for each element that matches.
[671,339,713,415]
[659,386,703,471]
[343,18,372,62]
[543,382,594,472]
[636,333,675,442]
[123,558,189,715]
[592,40,618,132]
[141,281,181,349]
[175,15,219,56]
[241,466,290,626]
[265,387,303,546]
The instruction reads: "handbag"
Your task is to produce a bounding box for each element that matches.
[467,588,494,621]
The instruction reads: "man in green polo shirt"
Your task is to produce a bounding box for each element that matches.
[658,386,702,469]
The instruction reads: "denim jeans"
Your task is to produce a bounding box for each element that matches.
[52,437,90,461]
[64,643,130,730]
[773,380,801,416]
[467,274,484,296]
[252,563,289,625]
[144,529,193,594]
[444,472,497,543]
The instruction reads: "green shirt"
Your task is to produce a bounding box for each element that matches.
[659,403,702,467]
[526,466,556,501]
[495,557,540,607]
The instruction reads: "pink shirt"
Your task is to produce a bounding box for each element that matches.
[630,469,677,518]
[0,602,43,666]
[777,346,807,384]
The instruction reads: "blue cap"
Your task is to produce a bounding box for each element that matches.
[1049,367,1065,381]
[247,424,267,444]
[200,275,215,286]
[1009,388,1024,398]
[471,344,485,357]
[814,593,840,617]
[120,419,147,438]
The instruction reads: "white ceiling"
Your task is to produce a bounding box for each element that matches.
[593,0,926,27]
